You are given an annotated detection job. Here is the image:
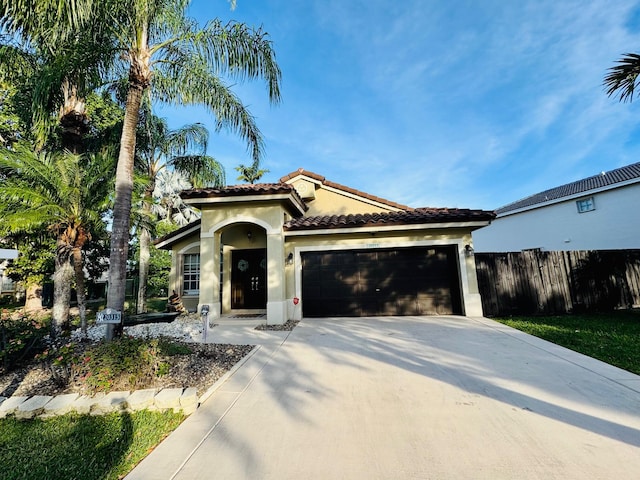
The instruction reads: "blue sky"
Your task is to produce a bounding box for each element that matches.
[158,0,640,211]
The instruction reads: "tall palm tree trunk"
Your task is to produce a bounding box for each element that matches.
[72,246,87,335]
[52,238,73,337]
[136,225,150,314]
[106,84,143,339]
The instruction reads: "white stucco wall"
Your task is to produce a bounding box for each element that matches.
[474,183,640,252]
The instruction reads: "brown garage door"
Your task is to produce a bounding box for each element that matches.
[301,246,462,317]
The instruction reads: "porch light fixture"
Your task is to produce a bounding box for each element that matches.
[464,244,474,256]
[247,230,252,241]
[287,252,294,265]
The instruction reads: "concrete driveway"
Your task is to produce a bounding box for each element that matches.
[127,316,640,480]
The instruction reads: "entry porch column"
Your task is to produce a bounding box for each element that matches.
[199,230,221,320]
[266,231,287,324]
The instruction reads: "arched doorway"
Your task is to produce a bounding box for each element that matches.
[220,222,268,313]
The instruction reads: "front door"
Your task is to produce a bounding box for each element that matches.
[231,249,267,309]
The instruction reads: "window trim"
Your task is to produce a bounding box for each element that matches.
[182,253,200,296]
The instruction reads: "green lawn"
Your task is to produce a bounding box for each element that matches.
[0,410,184,480]
[494,310,640,375]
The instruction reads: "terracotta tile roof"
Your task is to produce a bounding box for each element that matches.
[497,162,640,214]
[279,168,412,210]
[284,208,496,231]
[181,183,299,200]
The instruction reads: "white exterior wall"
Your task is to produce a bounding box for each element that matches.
[474,183,640,252]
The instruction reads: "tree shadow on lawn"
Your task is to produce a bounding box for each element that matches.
[0,410,181,480]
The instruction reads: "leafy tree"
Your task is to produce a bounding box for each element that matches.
[134,110,224,313]
[2,235,55,311]
[0,145,114,335]
[0,79,26,147]
[235,161,269,184]
[604,53,640,102]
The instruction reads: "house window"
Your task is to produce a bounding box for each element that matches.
[182,253,200,295]
[576,197,595,213]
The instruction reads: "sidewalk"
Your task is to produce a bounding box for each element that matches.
[126,320,292,480]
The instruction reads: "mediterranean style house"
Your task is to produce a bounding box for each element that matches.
[473,162,640,252]
[155,169,495,324]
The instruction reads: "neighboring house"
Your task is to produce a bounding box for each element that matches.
[0,248,18,296]
[474,162,640,253]
[155,169,495,323]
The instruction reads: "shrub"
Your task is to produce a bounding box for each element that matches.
[0,311,48,371]
[74,336,190,393]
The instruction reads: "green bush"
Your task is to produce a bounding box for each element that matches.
[75,336,190,392]
[0,311,48,371]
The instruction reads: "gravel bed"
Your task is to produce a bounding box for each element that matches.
[0,313,253,399]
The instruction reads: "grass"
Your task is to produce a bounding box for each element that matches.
[494,310,640,375]
[0,410,184,480]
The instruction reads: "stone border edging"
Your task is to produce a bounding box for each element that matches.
[0,386,199,420]
[0,346,262,421]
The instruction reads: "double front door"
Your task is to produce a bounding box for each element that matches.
[231,249,267,309]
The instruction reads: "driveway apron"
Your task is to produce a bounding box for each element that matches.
[127,316,640,480]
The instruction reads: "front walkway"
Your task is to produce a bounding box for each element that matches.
[127,316,640,480]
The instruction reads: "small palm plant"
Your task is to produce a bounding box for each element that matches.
[0,144,114,336]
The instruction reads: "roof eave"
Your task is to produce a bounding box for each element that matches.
[284,220,492,236]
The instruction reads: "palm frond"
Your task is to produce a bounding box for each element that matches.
[171,154,225,188]
[153,66,264,162]
[604,53,640,103]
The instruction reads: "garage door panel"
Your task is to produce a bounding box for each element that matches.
[416,290,454,315]
[302,247,461,317]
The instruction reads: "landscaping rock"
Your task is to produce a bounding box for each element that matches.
[0,396,28,418]
[154,388,183,411]
[72,393,105,415]
[41,393,80,417]
[93,391,130,415]
[127,389,157,411]
[15,395,53,419]
[180,387,198,414]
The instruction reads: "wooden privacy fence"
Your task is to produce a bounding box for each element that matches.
[475,250,640,316]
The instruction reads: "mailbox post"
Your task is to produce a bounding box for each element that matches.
[200,304,210,342]
[96,308,122,341]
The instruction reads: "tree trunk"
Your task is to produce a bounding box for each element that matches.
[72,247,87,335]
[137,226,150,314]
[52,240,73,338]
[106,84,144,339]
[24,284,44,313]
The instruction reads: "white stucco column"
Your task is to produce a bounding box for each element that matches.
[266,231,287,324]
[459,243,484,317]
[199,231,221,321]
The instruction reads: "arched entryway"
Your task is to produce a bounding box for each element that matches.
[220,223,268,313]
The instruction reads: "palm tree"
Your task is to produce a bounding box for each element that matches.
[0,1,113,152]
[134,111,224,313]
[152,169,199,226]
[604,53,640,102]
[3,0,282,337]
[0,145,113,336]
[103,1,281,336]
[235,161,270,184]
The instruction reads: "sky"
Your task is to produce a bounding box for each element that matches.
[157,0,640,211]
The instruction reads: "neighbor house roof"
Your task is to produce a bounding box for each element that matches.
[280,168,412,211]
[284,208,496,231]
[497,162,640,215]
